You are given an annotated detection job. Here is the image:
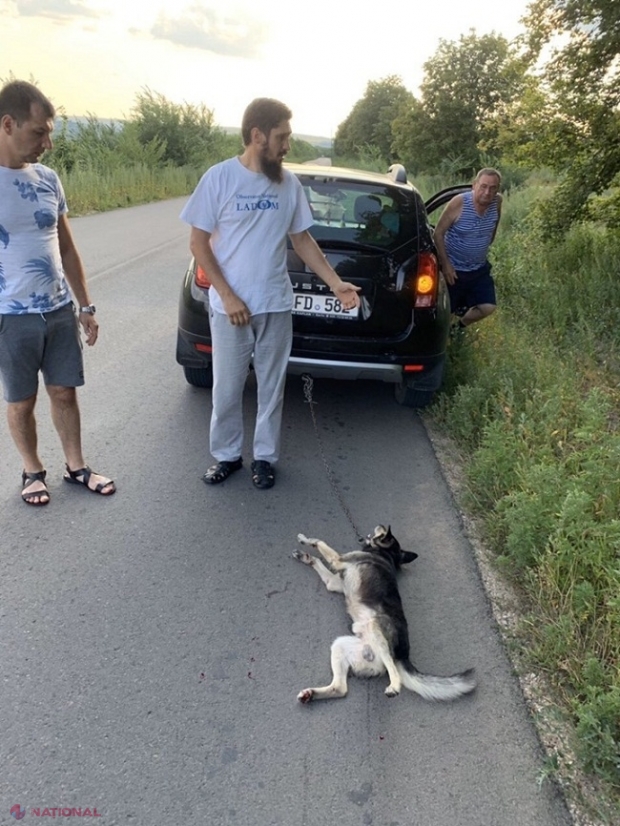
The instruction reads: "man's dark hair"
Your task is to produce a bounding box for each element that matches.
[241,98,292,146]
[0,80,55,125]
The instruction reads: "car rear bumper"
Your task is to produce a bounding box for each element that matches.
[288,355,445,389]
[176,327,211,368]
[178,327,444,387]
[288,357,403,383]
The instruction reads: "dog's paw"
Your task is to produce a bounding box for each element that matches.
[292,551,314,566]
[297,688,314,704]
[297,533,318,548]
[385,685,400,698]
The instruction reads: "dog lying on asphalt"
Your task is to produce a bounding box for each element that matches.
[293,525,476,703]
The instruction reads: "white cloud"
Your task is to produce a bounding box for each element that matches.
[149,4,267,57]
[1,0,533,135]
[16,0,100,20]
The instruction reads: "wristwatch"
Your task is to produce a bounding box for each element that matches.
[79,304,96,314]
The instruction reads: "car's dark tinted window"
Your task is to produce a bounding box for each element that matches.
[297,176,418,250]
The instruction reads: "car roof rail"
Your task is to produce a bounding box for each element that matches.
[387,164,407,183]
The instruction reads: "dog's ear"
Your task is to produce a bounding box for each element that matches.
[401,550,418,564]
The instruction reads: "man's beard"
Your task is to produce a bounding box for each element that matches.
[260,153,283,183]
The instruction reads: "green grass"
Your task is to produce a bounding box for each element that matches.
[62,164,203,214]
[432,181,620,812]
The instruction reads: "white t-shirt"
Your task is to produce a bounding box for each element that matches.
[0,163,70,314]
[180,157,313,315]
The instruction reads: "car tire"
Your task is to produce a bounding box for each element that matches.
[394,376,435,408]
[183,364,213,388]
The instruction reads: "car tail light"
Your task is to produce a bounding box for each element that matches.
[414,252,438,308]
[195,264,211,289]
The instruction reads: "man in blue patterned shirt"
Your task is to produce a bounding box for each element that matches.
[433,168,502,331]
[0,81,115,505]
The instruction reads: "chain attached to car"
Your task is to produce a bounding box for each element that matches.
[301,374,365,544]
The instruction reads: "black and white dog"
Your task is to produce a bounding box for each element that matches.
[293,525,476,703]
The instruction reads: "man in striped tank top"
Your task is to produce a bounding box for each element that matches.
[434,168,502,330]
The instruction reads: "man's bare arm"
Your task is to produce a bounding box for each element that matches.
[289,230,360,309]
[432,195,463,285]
[58,214,98,346]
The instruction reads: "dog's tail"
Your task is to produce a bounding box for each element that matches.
[397,661,476,701]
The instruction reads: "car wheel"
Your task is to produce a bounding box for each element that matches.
[183,364,213,388]
[394,376,435,408]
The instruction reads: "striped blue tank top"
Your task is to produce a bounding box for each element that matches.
[444,191,498,272]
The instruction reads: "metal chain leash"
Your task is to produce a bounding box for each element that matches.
[301,374,364,543]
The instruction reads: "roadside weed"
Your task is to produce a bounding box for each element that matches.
[431,181,620,802]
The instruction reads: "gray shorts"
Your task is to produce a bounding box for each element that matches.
[0,303,84,402]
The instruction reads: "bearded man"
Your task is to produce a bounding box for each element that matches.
[181,98,360,489]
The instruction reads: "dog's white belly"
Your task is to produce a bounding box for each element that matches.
[343,568,367,619]
[342,568,377,635]
[346,600,379,665]
[349,605,376,634]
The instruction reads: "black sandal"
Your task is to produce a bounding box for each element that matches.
[21,469,50,506]
[251,460,275,489]
[202,458,243,485]
[64,465,116,495]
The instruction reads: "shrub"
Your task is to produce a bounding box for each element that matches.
[431,180,620,798]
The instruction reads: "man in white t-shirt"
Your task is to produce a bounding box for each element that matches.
[181,98,360,489]
[0,81,115,505]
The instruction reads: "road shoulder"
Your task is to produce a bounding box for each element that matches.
[422,415,613,826]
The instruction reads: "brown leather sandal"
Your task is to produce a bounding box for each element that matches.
[64,465,116,495]
[21,469,50,506]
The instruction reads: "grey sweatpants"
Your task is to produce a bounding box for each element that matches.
[209,309,292,464]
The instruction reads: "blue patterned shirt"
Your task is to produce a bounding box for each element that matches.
[0,163,70,314]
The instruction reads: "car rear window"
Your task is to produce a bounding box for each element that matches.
[297,176,418,250]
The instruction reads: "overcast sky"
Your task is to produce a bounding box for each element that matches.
[2,0,532,138]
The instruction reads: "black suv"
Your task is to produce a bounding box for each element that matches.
[176,163,467,407]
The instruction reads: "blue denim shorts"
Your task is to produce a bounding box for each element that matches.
[0,303,84,402]
[447,261,496,315]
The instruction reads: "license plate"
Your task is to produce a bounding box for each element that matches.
[293,293,359,319]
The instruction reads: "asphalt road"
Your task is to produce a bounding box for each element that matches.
[0,198,572,826]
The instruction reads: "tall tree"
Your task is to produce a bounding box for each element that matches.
[521,0,620,232]
[392,31,527,176]
[525,0,619,109]
[334,76,415,162]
